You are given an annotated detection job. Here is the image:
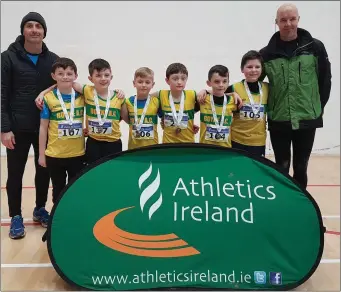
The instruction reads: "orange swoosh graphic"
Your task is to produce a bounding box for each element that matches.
[93,207,200,257]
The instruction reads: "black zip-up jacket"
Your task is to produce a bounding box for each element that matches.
[1,35,59,133]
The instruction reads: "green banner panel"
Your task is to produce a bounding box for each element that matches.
[47,144,324,291]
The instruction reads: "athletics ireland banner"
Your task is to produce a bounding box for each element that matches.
[47,144,324,291]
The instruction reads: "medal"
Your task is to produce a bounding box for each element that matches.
[169,91,185,130]
[243,81,263,115]
[93,88,112,126]
[134,95,151,131]
[56,88,75,125]
[210,94,227,132]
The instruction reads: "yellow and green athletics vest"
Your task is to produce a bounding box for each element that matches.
[43,90,85,158]
[159,90,196,144]
[83,85,125,142]
[125,95,160,150]
[231,81,269,146]
[199,94,236,147]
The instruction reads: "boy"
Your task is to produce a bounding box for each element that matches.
[199,65,237,147]
[228,50,269,156]
[121,67,161,150]
[38,57,85,210]
[151,63,199,144]
[73,59,125,164]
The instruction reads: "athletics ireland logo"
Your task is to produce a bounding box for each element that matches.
[93,162,200,258]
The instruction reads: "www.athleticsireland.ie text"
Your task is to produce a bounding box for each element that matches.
[92,269,252,286]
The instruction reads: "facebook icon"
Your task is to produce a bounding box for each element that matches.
[270,272,282,285]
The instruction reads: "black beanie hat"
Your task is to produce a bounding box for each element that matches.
[20,12,47,38]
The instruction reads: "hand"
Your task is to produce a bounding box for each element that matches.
[227,92,243,109]
[38,155,47,167]
[115,89,125,99]
[197,89,208,104]
[83,128,89,137]
[1,131,15,149]
[35,95,44,110]
[193,124,199,134]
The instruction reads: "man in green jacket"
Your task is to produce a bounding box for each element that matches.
[259,3,331,188]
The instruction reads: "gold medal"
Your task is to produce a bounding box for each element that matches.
[176,127,182,134]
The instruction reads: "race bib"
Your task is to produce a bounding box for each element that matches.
[88,119,112,135]
[205,125,229,142]
[58,121,83,139]
[164,113,189,129]
[132,124,154,140]
[240,104,265,120]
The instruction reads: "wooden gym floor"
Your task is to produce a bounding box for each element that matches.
[1,155,340,291]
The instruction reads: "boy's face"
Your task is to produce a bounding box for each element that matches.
[133,76,155,97]
[207,73,229,96]
[88,69,113,91]
[242,59,262,83]
[51,67,78,89]
[165,73,188,92]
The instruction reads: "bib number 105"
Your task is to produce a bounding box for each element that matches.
[242,111,261,119]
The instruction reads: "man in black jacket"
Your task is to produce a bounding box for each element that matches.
[259,3,331,189]
[1,12,59,239]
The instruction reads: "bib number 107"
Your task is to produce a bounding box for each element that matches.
[60,128,81,137]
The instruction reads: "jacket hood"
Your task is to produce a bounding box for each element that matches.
[7,35,49,55]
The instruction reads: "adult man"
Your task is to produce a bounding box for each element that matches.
[1,12,59,239]
[260,3,332,188]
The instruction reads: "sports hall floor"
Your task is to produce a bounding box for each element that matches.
[1,155,340,291]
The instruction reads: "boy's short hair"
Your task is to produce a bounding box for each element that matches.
[208,65,229,80]
[52,57,77,74]
[88,58,111,76]
[134,67,154,79]
[166,63,188,79]
[241,50,264,69]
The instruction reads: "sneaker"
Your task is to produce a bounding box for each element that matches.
[9,215,26,239]
[33,207,50,228]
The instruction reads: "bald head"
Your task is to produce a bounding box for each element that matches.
[276,3,300,41]
[276,3,299,19]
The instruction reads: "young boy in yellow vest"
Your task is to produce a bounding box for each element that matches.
[199,65,237,147]
[38,57,85,206]
[227,50,269,156]
[73,59,125,164]
[150,63,200,144]
[120,67,161,150]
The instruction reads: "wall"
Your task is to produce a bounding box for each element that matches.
[1,1,340,155]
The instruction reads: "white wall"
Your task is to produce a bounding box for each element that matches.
[1,1,340,155]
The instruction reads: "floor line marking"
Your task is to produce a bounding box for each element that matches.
[2,259,339,268]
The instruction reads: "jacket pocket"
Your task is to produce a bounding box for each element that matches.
[281,64,285,84]
[299,62,302,83]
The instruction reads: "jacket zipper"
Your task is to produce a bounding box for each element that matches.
[299,62,301,83]
[281,64,285,84]
[293,41,314,56]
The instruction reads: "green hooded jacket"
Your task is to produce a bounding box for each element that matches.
[260,28,331,130]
